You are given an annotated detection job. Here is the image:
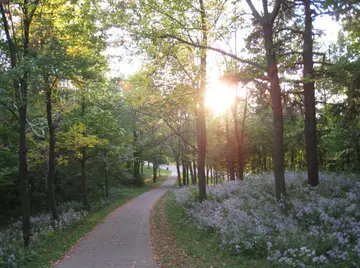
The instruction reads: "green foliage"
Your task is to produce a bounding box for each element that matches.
[56,123,106,164]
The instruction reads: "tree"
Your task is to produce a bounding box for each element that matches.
[0,0,40,246]
[57,123,106,207]
[197,0,208,201]
[303,0,319,186]
[245,0,286,200]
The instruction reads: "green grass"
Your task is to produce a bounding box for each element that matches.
[142,165,172,179]
[26,177,168,268]
[165,192,273,268]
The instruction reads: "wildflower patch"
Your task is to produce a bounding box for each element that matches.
[173,172,360,267]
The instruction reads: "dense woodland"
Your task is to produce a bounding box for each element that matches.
[1,0,360,266]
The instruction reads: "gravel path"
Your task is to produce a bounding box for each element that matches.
[54,177,176,268]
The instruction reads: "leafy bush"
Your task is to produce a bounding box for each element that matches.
[173,171,360,267]
[118,170,135,186]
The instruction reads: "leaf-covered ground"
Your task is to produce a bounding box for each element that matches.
[151,193,196,267]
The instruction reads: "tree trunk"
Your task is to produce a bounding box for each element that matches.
[133,131,142,186]
[185,164,189,185]
[20,28,31,243]
[81,152,88,208]
[198,0,207,201]
[45,82,58,221]
[232,99,243,180]
[134,158,141,186]
[206,165,209,185]
[105,166,109,198]
[192,160,197,184]
[54,168,59,206]
[153,164,158,183]
[226,115,235,180]
[0,3,32,247]
[19,105,31,246]
[182,159,187,185]
[176,159,182,187]
[264,24,286,201]
[20,29,31,247]
[189,161,195,184]
[80,94,89,208]
[238,91,248,179]
[303,0,319,187]
[140,161,144,175]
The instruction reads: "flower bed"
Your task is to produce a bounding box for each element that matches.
[173,172,360,267]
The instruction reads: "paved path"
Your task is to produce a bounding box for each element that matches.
[54,177,176,268]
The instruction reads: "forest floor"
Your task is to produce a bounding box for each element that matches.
[53,177,176,268]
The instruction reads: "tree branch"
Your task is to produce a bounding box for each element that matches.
[278,27,304,35]
[0,100,19,121]
[270,0,282,24]
[131,108,198,152]
[28,0,40,21]
[161,34,267,70]
[262,0,269,20]
[0,3,16,68]
[27,119,45,140]
[246,0,264,24]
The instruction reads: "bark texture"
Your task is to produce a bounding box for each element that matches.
[303,0,319,187]
[45,79,58,221]
[198,0,207,201]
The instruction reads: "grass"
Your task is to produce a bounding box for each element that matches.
[164,192,272,268]
[142,165,172,179]
[26,175,169,268]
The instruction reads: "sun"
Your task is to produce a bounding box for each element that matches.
[205,80,237,114]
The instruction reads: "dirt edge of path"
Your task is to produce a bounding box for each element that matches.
[150,193,196,268]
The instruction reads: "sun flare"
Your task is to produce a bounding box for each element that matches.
[205,80,237,114]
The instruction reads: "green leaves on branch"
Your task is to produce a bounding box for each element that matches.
[56,123,107,165]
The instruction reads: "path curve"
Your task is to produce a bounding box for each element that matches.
[54,177,176,268]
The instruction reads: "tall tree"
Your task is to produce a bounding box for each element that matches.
[197,0,208,201]
[245,0,286,200]
[303,0,319,186]
[226,113,235,180]
[0,0,40,246]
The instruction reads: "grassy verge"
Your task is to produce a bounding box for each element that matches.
[163,192,272,268]
[26,176,168,268]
